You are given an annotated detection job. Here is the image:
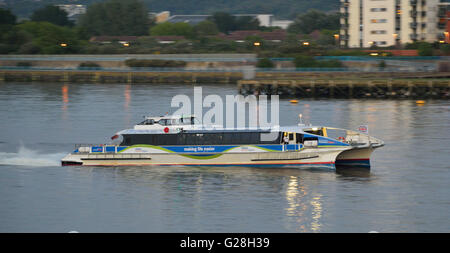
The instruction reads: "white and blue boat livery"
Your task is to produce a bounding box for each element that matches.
[61,115,384,169]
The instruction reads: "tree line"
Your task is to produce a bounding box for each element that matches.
[4,0,339,20]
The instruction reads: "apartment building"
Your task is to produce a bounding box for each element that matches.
[340,0,450,47]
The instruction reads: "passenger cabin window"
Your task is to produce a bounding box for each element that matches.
[304,129,323,136]
[158,119,170,126]
[120,131,282,146]
[139,119,155,125]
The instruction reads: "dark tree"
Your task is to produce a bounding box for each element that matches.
[79,0,150,36]
[31,5,73,27]
[235,16,260,31]
[208,12,236,34]
[288,9,340,34]
[0,8,16,25]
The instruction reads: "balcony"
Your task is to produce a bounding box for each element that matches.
[340,23,349,29]
[410,22,418,29]
[410,10,417,17]
[410,34,418,40]
[410,0,417,5]
[437,22,446,29]
[421,11,426,18]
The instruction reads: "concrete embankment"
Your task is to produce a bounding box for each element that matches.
[238,77,450,99]
[0,69,244,84]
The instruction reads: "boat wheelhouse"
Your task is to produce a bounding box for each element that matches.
[62,115,384,169]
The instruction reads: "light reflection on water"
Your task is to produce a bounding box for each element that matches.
[0,82,449,232]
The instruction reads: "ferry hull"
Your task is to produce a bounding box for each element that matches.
[61,148,347,169]
[335,147,374,168]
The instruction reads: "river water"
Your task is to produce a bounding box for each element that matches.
[0,82,449,232]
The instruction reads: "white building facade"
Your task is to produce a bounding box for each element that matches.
[340,0,448,48]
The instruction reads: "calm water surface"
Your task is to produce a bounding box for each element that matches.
[0,82,449,232]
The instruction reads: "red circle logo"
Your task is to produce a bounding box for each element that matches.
[164,127,169,133]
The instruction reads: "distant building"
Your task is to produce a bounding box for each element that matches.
[340,0,450,48]
[151,36,185,44]
[89,36,139,45]
[271,20,294,29]
[154,11,292,28]
[151,11,171,23]
[166,14,210,25]
[89,35,185,45]
[55,4,86,23]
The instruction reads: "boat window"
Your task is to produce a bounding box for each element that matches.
[296,133,303,143]
[289,133,294,141]
[138,119,155,125]
[304,128,323,136]
[158,119,169,126]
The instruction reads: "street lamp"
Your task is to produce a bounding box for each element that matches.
[60,43,67,47]
[302,41,310,46]
[253,42,261,46]
[333,34,339,46]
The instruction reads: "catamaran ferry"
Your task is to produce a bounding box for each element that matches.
[61,115,384,169]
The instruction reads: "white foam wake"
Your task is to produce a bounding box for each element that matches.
[0,146,65,167]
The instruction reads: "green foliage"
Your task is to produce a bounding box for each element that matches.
[235,16,260,30]
[31,5,73,27]
[256,58,274,68]
[79,0,150,36]
[208,12,260,34]
[0,8,16,25]
[316,29,339,46]
[150,22,195,38]
[441,44,450,55]
[288,10,340,34]
[194,21,219,37]
[17,21,81,54]
[417,42,434,56]
[208,12,237,34]
[124,59,187,68]
[293,55,343,68]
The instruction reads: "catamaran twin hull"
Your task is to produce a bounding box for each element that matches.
[61,144,376,169]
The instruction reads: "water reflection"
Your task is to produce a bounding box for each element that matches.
[124,84,131,126]
[310,193,323,232]
[61,84,69,112]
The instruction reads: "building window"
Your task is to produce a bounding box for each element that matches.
[371,19,387,23]
[374,41,387,45]
[371,30,387,34]
[370,8,387,12]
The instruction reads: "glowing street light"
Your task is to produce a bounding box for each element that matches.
[302,41,310,46]
[60,43,68,47]
[253,42,261,46]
